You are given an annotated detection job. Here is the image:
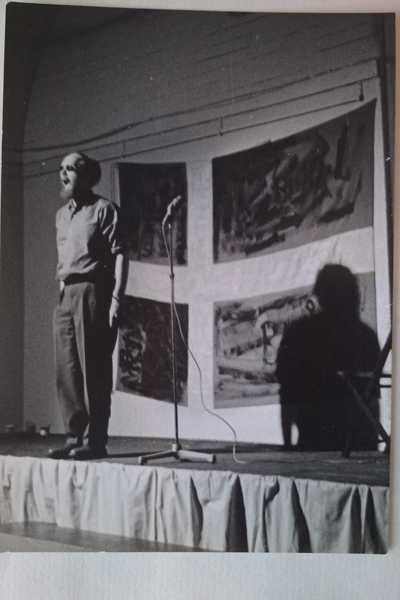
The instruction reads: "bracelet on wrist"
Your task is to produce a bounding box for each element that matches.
[112,295,120,302]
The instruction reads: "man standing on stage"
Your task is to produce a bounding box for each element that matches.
[48,152,127,460]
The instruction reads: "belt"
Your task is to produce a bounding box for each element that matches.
[63,273,101,285]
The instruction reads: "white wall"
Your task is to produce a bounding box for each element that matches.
[22,9,393,442]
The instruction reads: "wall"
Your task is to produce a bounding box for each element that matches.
[22,9,393,443]
[0,3,56,431]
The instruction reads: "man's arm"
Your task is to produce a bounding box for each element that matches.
[109,252,128,326]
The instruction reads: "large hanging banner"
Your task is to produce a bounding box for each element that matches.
[214,273,377,409]
[213,101,375,263]
[117,295,188,405]
[118,162,188,265]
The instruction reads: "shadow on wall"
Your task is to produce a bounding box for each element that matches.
[276,264,381,451]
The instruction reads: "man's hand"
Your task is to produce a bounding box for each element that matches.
[109,297,120,328]
[110,253,127,328]
[59,280,65,302]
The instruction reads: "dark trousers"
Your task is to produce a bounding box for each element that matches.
[53,280,116,448]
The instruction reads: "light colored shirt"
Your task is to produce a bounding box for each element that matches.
[55,194,124,282]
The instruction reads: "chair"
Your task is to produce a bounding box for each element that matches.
[338,330,391,458]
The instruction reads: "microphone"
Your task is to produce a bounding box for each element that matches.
[162,195,183,226]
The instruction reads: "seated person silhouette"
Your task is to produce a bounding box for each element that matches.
[276,264,380,451]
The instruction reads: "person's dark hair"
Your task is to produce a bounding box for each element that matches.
[314,263,359,320]
[75,152,102,187]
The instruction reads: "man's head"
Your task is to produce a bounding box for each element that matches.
[59,152,101,201]
[314,263,359,320]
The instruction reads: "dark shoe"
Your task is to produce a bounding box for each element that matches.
[69,445,108,460]
[47,443,81,459]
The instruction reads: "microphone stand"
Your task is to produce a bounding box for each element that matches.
[139,221,215,465]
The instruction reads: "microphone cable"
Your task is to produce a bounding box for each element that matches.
[162,221,255,465]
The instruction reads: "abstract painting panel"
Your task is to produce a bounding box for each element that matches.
[118,162,188,265]
[117,295,188,405]
[214,272,376,408]
[213,101,375,263]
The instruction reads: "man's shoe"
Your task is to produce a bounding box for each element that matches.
[69,445,108,460]
[47,443,81,459]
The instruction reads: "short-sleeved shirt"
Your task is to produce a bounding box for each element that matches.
[55,194,124,282]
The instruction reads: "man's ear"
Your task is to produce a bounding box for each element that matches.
[78,172,93,191]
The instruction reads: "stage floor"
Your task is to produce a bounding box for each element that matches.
[0,433,390,487]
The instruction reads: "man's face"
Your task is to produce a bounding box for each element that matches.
[59,153,86,201]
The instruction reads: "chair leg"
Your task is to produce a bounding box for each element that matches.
[342,424,353,458]
[339,373,391,451]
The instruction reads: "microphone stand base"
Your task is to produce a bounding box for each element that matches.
[138,444,216,465]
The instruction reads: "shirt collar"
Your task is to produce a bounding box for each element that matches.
[68,192,97,212]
